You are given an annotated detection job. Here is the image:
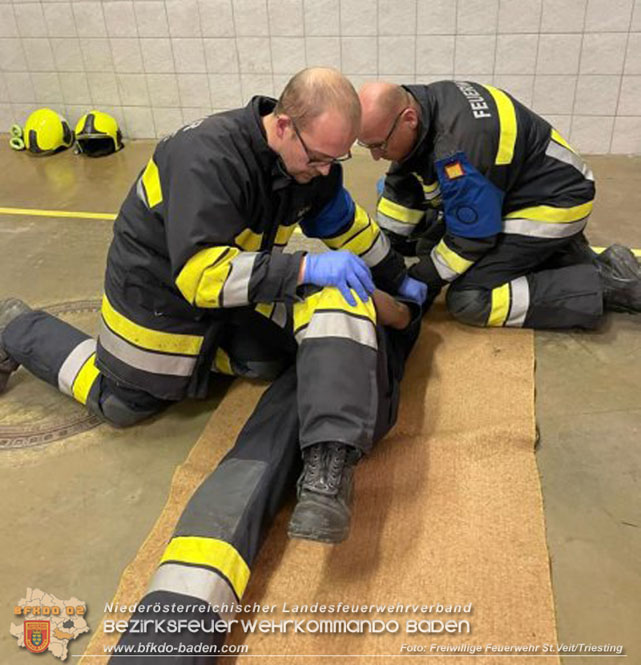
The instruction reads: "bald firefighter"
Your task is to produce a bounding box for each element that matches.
[357,80,641,329]
[0,69,427,549]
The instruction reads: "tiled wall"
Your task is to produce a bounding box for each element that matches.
[1,0,640,153]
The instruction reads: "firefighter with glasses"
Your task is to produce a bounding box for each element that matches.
[357,80,641,329]
[0,69,427,548]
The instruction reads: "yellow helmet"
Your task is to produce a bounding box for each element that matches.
[23,108,74,155]
[75,110,123,157]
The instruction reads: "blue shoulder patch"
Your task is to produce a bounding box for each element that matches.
[300,186,355,239]
[435,151,504,238]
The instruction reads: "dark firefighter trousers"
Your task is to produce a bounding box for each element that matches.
[4,285,418,454]
[444,233,604,330]
[4,289,421,664]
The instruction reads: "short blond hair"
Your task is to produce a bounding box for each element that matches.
[275,68,361,131]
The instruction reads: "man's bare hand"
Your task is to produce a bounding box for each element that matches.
[372,289,411,330]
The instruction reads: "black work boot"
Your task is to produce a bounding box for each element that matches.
[595,244,641,313]
[0,298,31,393]
[288,442,361,544]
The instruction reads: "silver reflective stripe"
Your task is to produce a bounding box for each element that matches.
[296,311,377,350]
[360,231,390,267]
[136,177,148,207]
[506,276,530,327]
[221,252,258,307]
[272,302,287,329]
[424,186,441,201]
[58,338,97,396]
[147,564,238,622]
[503,217,588,238]
[99,320,197,376]
[430,246,459,282]
[546,140,594,181]
[376,211,415,237]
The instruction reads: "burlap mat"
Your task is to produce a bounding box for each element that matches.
[80,303,559,664]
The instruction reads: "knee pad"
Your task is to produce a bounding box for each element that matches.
[91,393,162,428]
[446,287,491,327]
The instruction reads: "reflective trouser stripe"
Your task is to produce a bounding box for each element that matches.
[487,276,530,328]
[159,536,250,601]
[507,276,530,327]
[147,564,239,620]
[293,287,377,349]
[58,338,97,396]
[488,283,511,326]
[295,310,377,349]
[71,352,100,405]
[431,240,475,282]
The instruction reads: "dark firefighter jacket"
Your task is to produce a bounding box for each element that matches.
[377,81,595,290]
[97,96,407,400]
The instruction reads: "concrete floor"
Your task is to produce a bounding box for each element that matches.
[0,139,639,664]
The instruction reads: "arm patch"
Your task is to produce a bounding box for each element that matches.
[300,187,355,239]
[435,151,504,238]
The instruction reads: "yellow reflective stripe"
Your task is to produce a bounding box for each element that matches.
[293,286,376,335]
[160,536,250,600]
[323,205,378,254]
[213,347,234,375]
[175,245,241,308]
[482,85,517,166]
[274,224,298,246]
[101,295,203,356]
[551,128,576,154]
[488,283,510,327]
[142,159,163,208]
[505,201,593,224]
[378,196,424,224]
[234,228,262,251]
[255,302,275,319]
[435,240,474,274]
[71,353,100,405]
[412,172,439,193]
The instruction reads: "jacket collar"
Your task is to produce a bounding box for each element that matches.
[246,95,292,190]
[396,84,433,166]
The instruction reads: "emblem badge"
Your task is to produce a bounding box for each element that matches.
[24,620,50,654]
[445,161,465,179]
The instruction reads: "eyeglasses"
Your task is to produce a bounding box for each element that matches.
[356,107,409,152]
[291,118,352,166]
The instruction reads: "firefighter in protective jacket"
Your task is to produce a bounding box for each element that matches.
[0,69,427,546]
[357,80,641,329]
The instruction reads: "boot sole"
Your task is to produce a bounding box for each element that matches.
[287,523,349,544]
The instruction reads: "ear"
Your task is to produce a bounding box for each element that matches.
[405,107,419,129]
[275,115,291,139]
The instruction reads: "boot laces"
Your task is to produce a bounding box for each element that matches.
[326,443,347,493]
[302,443,324,488]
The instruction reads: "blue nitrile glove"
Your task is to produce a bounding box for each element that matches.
[398,275,428,304]
[303,251,375,306]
